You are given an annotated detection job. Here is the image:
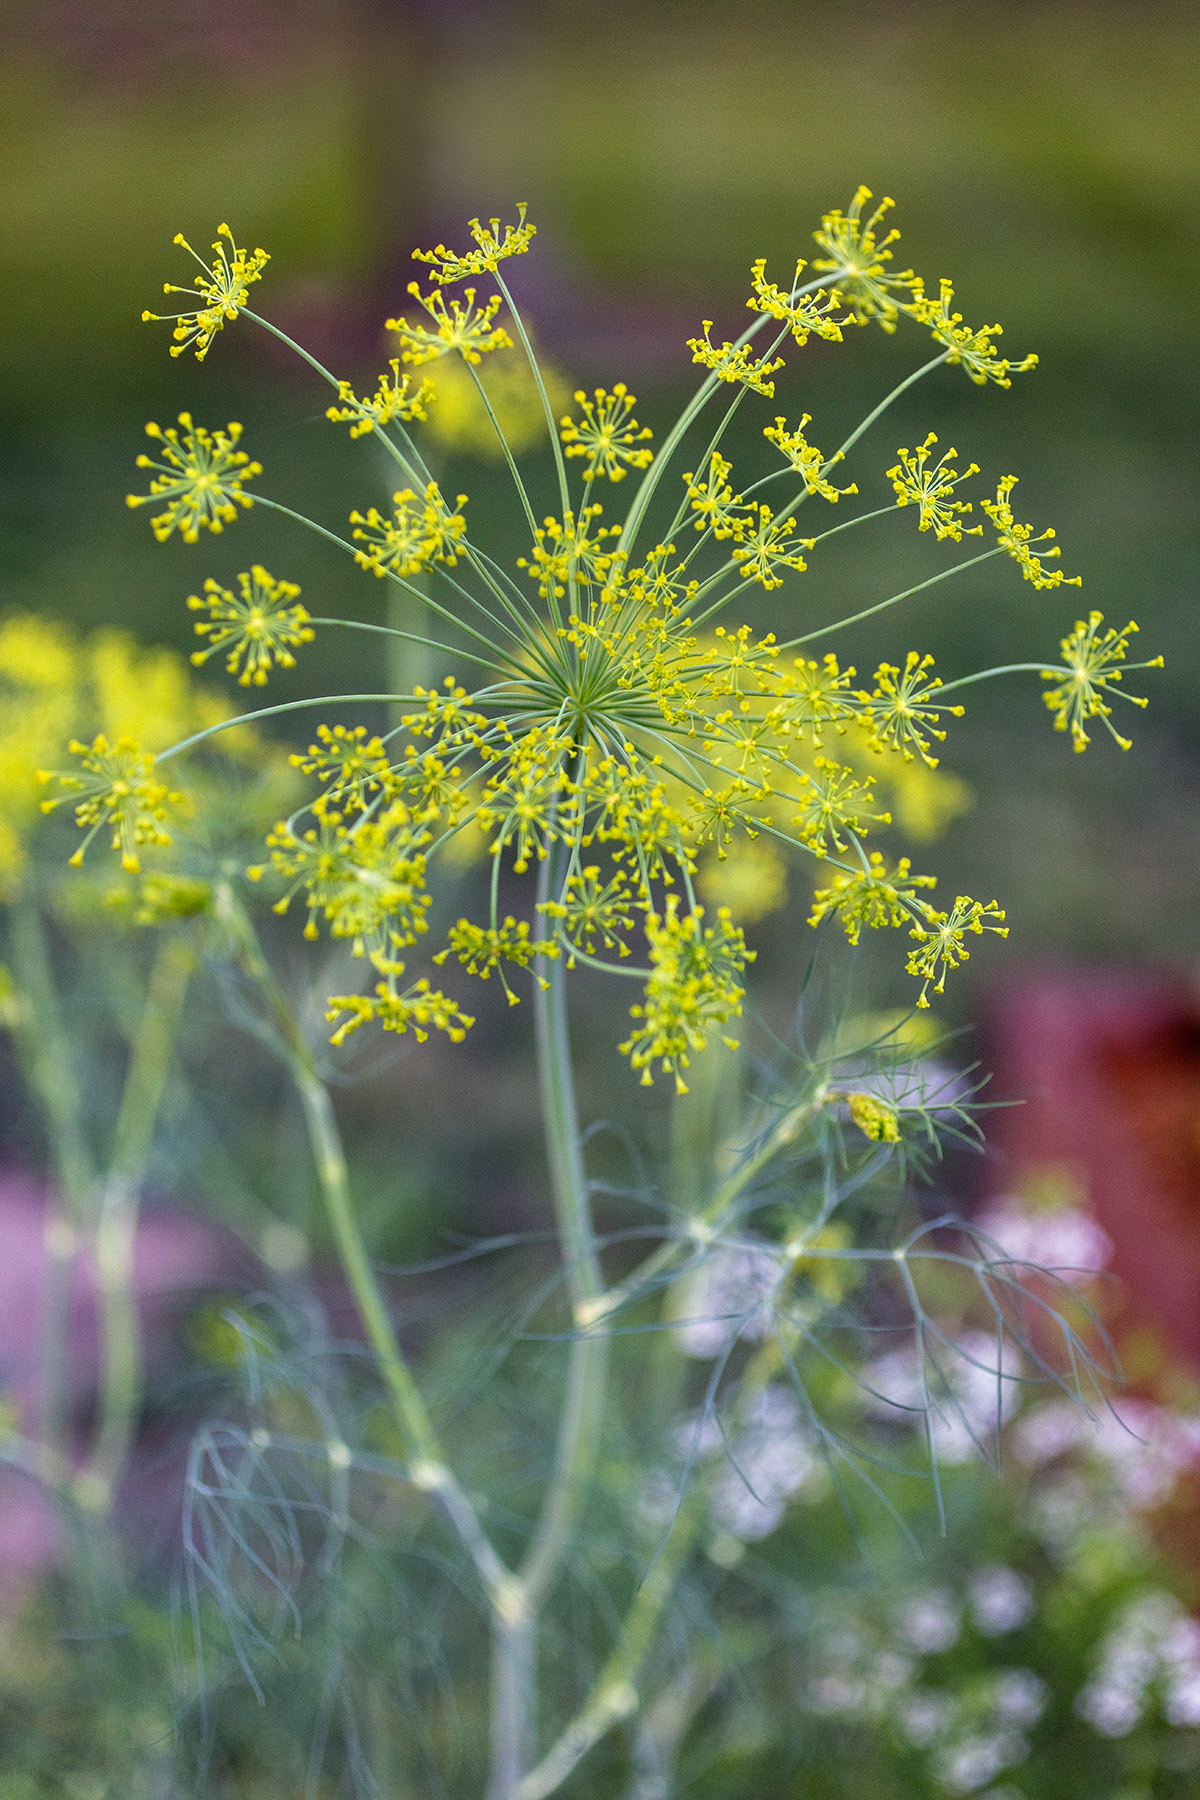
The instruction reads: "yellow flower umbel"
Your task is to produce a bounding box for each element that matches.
[188,566,314,686]
[746,258,848,345]
[387,286,512,366]
[411,205,536,283]
[982,476,1081,590]
[763,416,856,503]
[142,223,269,360]
[905,896,1008,1008]
[1042,613,1163,752]
[888,434,982,541]
[350,485,468,579]
[619,897,753,1093]
[560,386,654,483]
[126,414,260,543]
[810,187,916,331]
[41,735,180,873]
[686,324,785,397]
[908,278,1038,388]
[97,195,1162,1082]
[326,363,436,438]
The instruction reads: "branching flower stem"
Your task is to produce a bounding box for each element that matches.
[512,1501,701,1800]
[213,882,514,1608]
[615,272,830,559]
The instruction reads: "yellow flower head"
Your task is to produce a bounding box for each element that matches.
[792,757,890,857]
[909,278,1038,388]
[326,980,474,1047]
[619,897,754,1093]
[763,416,856,503]
[858,653,965,767]
[40,734,181,873]
[517,508,620,601]
[560,385,654,483]
[811,187,917,332]
[188,565,313,687]
[982,476,1081,590]
[411,205,536,284]
[683,454,750,540]
[326,363,436,437]
[687,323,785,397]
[350,484,468,579]
[747,259,848,345]
[731,504,812,590]
[906,896,1008,1007]
[809,852,938,946]
[1041,612,1163,752]
[126,414,260,543]
[433,915,557,1005]
[143,223,269,360]
[541,865,637,962]
[264,802,432,964]
[387,285,512,366]
[888,433,982,542]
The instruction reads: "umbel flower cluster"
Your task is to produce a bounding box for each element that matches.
[50,193,1161,1090]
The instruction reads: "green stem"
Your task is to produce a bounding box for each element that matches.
[213,883,513,1604]
[512,1506,701,1800]
[935,661,1061,696]
[495,273,572,526]
[82,933,194,1508]
[828,350,951,470]
[6,900,94,1460]
[780,546,1002,650]
[487,863,612,1800]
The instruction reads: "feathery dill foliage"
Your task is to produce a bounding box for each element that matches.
[85,190,1162,1087]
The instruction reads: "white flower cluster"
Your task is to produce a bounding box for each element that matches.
[1014,1396,1200,1547]
[1076,1591,1200,1737]
[807,1584,1047,1794]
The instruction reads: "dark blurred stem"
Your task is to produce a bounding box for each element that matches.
[82,932,194,1510]
[6,899,94,1461]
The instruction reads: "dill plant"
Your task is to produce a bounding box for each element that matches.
[14,190,1166,1797]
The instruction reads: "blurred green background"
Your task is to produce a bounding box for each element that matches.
[2,0,1198,977]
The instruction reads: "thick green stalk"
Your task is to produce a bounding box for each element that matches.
[82,933,195,1508]
[488,871,611,1800]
